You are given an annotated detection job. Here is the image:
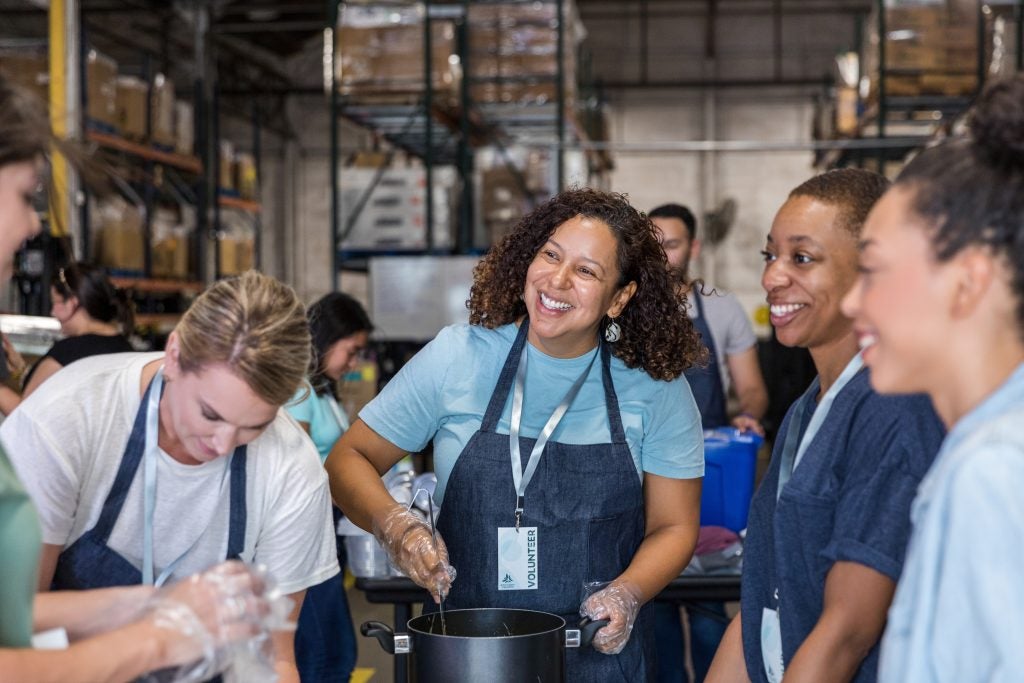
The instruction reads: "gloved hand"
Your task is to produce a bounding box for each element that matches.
[145,560,274,678]
[373,506,456,602]
[579,580,643,655]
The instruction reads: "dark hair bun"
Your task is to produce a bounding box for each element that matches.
[970,75,1024,173]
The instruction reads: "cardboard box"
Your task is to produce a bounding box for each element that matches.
[218,237,255,275]
[481,166,532,245]
[150,208,190,279]
[919,73,976,95]
[337,361,379,420]
[835,86,859,135]
[175,101,194,155]
[338,166,455,250]
[93,197,144,271]
[235,152,258,200]
[115,76,147,139]
[0,51,49,107]
[218,140,235,190]
[150,73,175,147]
[152,235,189,278]
[86,50,118,128]
[337,22,457,96]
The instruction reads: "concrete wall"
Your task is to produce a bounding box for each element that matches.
[606,86,822,332]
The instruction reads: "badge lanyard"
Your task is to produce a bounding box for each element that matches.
[325,392,350,433]
[142,368,233,587]
[764,353,864,682]
[776,353,864,499]
[509,344,596,530]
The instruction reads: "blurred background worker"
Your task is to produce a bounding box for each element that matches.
[649,202,769,683]
[0,261,133,415]
[286,290,374,682]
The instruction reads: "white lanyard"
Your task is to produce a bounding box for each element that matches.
[325,393,350,433]
[509,344,596,530]
[142,368,232,587]
[776,353,863,498]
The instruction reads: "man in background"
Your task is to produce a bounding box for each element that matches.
[649,202,768,682]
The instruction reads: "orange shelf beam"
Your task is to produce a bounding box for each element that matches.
[218,195,262,213]
[110,277,205,294]
[87,131,203,174]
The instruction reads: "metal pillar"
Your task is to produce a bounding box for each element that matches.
[556,0,565,191]
[329,0,340,290]
[875,0,886,173]
[424,0,434,251]
[49,0,82,252]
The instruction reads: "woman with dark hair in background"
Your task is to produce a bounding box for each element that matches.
[842,74,1024,682]
[285,291,373,682]
[328,187,707,680]
[1,262,135,413]
[288,291,373,457]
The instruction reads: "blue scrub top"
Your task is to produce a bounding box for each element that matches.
[740,368,944,683]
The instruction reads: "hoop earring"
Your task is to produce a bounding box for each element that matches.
[604,319,622,343]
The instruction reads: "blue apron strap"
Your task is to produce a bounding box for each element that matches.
[599,339,627,444]
[226,446,248,560]
[480,319,531,433]
[92,374,158,543]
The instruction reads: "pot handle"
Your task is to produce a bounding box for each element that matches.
[361,621,397,655]
[565,617,610,649]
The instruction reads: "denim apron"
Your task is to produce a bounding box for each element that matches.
[435,320,654,681]
[52,373,248,590]
[51,372,246,683]
[683,293,728,429]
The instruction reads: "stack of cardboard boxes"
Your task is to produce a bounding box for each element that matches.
[336,6,458,99]
[0,49,49,106]
[467,2,579,107]
[338,166,455,251]
[868,0,981,99]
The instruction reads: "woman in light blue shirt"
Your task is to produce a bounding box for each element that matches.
[328,188,706,680]
[842,74,1024,682]
[288,292,372,460]
[287,291,372,682]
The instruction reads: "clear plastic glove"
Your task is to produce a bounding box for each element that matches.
[579,580,642,655]
[373,506,456,602]
[141,560,278,682]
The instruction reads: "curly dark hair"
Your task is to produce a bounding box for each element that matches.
[467,187,706,381]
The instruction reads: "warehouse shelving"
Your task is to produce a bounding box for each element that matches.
[328,0,600,279]
[822,0,1023,171]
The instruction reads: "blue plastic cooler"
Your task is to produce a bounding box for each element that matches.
[700,427,763,532]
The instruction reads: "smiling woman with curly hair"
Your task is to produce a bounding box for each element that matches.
[469,187,706,380]
[328,187,706,681]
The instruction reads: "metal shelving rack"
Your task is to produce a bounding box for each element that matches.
[328,0,589,280]
[824,0,1023,171]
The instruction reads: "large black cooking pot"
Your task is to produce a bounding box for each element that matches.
[361,608,608,683]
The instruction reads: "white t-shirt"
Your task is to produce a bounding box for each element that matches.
[0,352,339,594]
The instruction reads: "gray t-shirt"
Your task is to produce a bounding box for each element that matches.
[686,288,757,394]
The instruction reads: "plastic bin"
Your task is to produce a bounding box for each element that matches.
[700,427,763,532]
[344,532,390,578]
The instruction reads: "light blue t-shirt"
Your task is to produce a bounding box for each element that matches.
[879,362,1024,683]
[359,323,704,503]
[286,380,350,463]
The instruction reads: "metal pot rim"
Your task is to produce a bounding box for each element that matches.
[407,607,567,640]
